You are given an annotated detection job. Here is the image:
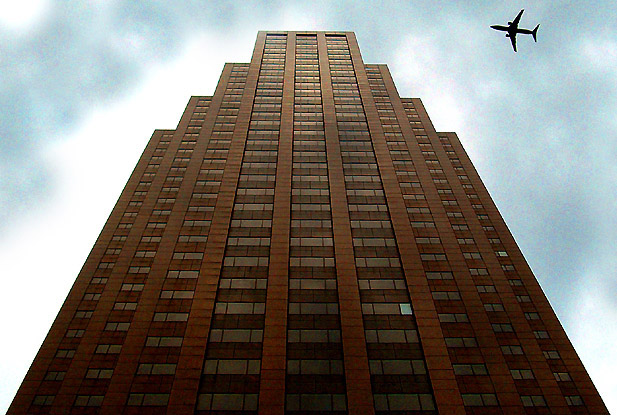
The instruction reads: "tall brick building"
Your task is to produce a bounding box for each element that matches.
[9,31,608,414]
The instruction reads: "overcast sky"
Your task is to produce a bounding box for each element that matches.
[1,1,615,412]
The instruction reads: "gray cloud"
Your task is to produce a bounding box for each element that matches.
[0,1,275,229]
[1,1,615,411]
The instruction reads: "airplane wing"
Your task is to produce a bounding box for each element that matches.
[510,34,517,52]
[511,9,524,28]
[490,25,510,31]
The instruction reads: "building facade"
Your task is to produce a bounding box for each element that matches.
[9,31,608,415]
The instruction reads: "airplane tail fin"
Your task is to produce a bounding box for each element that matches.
[532,24,540,42]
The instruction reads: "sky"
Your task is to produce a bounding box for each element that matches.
[1,0,615,412]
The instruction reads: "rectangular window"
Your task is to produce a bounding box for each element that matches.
[453,364,487,375]
[74,395,104,406]
[510,369,535,379]
[85,369,113,379]
[127,393,170,406]
[521,395,547,407]
[94,344,121,354]
[461,394,498,406]
[145,336,183,347]
[445,337,477,348]
[137,363,176,375]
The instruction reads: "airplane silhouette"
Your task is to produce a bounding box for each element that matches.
[491,9,539,52]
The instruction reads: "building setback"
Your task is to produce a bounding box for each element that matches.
[9,31,608,415]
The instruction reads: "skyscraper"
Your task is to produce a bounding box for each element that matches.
[9,31,608,414]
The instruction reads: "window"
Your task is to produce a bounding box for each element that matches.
[127,393,170,406]
[44,371,66,381]
[451,224,468,230]
[565,395,584,406]
[492,323,514,333]
[196,393,259,411]
[215,302,265,314]
[32,395,54,405]
[94,344,122,354]
[432,291,461,300]
[461,394,498,406]
[127,266,150,274]
[146,337,183,347]
[501,345,523,355]
[476,285,496,293]
[453,364,488,375]
[114,302,137,311]
[524,312,540,320]
[153,312,188,322]
[289,303,339,315]
[121,283,144,291]
[484,303,504,312]
[288,360,343,375]
[438,313,469,323]
[289,279,336,290]
[373,394,434,411]
[160,290,195,299]
[74,395,104,407]
[416,237,441,244]
[510,369,534,379]
[444,337,477,348]
[56,349,75,358]
[209,329,264,342]
[554,372,572,381]
[362,303,412,315]
[421,253,447,261]
[289,329,341,343]
[167,270,199,279]
[521,395,547,407]
[85,369,113,379]
[204,359,261,375]
[137,363,176,375]
[105,322,130,331]
[426,271,453,280]
[286,394,347,411]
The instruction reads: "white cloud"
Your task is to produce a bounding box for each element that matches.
[579,37,617,71]
[0,31,239,413]
[570,282,617,411]
[391,34,465,132]
[278,4,328,30]
[0,0,50,31]
[1,3,616,413]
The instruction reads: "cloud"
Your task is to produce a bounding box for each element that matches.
[0,0,51,32]
[570,281,617,411]
[0,2,269,231]
[1,1,616,413]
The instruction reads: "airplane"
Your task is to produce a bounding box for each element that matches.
[491,9,539,52]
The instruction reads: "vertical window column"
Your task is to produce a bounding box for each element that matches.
[327,38,436,414]
[285,34,347,414]
[193,35,285,414]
